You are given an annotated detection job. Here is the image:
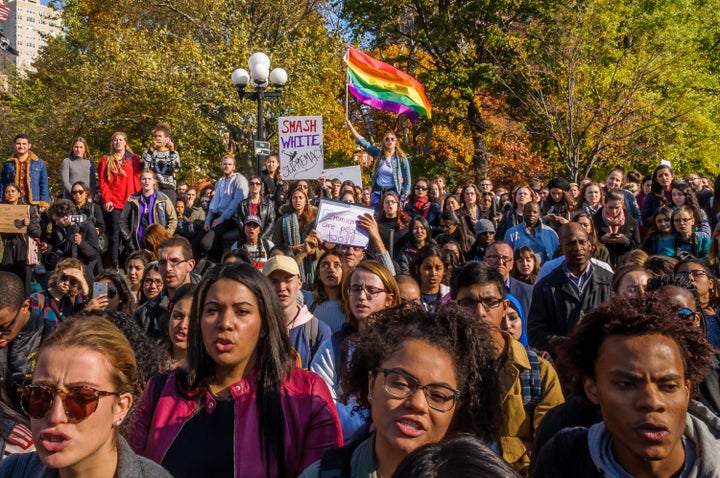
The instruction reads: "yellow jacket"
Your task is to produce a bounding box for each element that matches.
[498,333,564,475]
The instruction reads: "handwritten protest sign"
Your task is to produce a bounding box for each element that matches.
[0,204,29,233]
[279,116,324,180]
[315,199,373,248]
[323,165,363,188]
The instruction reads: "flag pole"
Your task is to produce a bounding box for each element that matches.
[345,67,350,122]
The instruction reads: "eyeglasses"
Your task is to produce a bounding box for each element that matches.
[144,278,164,286]
[677,308,697,322]
[415,185,428,191]
[457,297,504,310]
[384,137,397,142]
[249,181,262,186]
[158,258,190,268]
[348,284,387,298]
[673,217,693,224]
[676,270,709,279]
[20,384,119,422]
[375,368,460,412]
[71,190,85,195]
[485,254,514,264]
[58,273,78,286]
[0,308,21,337]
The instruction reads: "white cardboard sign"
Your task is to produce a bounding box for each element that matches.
[315,199,373,248]
[278,116,324,180]
[323,165,363,188]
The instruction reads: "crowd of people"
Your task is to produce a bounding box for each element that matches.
[0,125,719,477]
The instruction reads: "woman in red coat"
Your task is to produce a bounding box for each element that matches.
[98,132,141,269]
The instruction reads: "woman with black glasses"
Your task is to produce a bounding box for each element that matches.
[301,302,502,478]
[0,315,171,477]
[345,120,411,208]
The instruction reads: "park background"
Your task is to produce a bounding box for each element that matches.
[1,0,720,191]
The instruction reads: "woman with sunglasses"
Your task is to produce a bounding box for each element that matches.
[60,137,96,199]
[675,259,720,349]
[404,178,441,234]
[0,315,172,477]
[237,175,276,240]
[70,180,106,256]
[301,303,501,478]
[670,205,710,258]
[85,270,136,316]
[128,263,341,477]
[0,182,41,293]
[311,261,401,440]
[345,120,411,208]
[28,258,88,332]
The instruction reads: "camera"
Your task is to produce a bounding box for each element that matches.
[69,215,85,224]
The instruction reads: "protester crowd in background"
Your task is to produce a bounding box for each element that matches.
[1,126,720,477]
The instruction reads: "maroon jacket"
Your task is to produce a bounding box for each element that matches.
[127,367,342,477]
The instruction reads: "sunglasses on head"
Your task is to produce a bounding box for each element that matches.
[20,384,119,422]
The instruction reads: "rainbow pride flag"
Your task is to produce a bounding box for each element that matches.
[344,47,431,123]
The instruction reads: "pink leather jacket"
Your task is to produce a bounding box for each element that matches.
[127,367,343,477]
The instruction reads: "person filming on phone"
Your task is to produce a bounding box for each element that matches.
[44,199,100,286]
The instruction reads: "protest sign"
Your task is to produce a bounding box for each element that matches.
[315,199,373,248]
[323,165,363,188]
[279,116,324,180]
[0,204,28,233]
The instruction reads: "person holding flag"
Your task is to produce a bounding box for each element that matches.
[345,119,411,209]
[343,47,432,208]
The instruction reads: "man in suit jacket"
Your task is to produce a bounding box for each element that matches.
[528,223,613,357]
[484,241,534,318]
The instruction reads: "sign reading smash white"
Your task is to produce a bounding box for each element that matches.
[315,199,372,248]
[279,116,324,180]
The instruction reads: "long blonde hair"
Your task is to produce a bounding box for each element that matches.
[105,132,134,182]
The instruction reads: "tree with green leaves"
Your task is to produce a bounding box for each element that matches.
[497,0,720,180]
[3,0,350,190]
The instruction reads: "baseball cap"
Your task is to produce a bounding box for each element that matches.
[475,219,496,235]
[244,215,262,226]
[262,256,300,277]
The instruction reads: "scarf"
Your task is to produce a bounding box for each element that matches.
[281,213,314,284]
[602,206,625,235]
[413,197,429,217]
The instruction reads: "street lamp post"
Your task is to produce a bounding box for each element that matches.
[231,53,288,176]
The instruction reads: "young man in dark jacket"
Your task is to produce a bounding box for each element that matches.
[532,294,720,477]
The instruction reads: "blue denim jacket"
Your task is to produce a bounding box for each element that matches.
[356,136,411,196]
[0,153,50,207]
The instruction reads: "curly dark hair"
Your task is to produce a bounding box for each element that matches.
[343,302,502,445]
[557,293,714,397]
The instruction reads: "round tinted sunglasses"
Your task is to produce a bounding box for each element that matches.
[21,384,119,422]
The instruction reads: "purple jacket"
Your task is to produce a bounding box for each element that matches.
[127,368,343,477]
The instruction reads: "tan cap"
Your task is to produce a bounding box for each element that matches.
[262,255,300,277]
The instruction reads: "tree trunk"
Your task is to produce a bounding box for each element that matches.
[468,99,489,185]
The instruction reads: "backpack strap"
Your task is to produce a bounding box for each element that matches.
[304,317,319,352]
[520,348,543,428]
[319,442,360,478]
